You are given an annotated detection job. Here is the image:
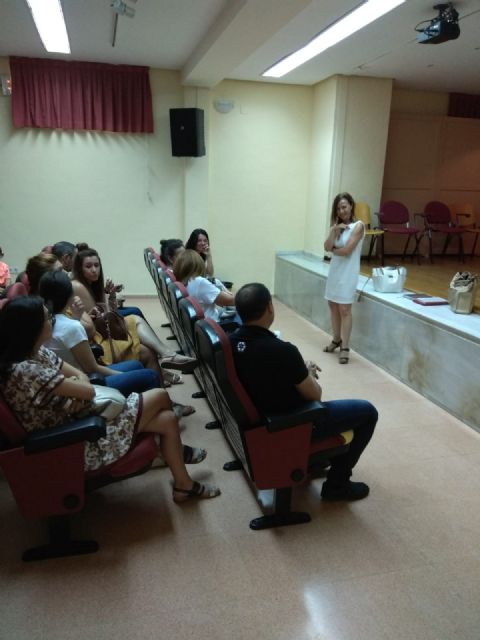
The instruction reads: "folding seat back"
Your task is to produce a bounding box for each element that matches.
[194,319,352,530]
[178,296,204,358]
[167,280,189,351]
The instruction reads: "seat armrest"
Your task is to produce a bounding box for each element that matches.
[265,401,326,432]
[24,416,106,454]
[88,372,106,386]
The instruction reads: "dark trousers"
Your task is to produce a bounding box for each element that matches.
[312,399,378,485]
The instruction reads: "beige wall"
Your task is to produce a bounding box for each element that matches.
[305,75,392,257]
[208,79,312,289]
[0,64,186,293]
[0,57,394,294]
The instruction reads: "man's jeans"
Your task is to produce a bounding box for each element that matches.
[105,360,160,396]
[312,399,378,485]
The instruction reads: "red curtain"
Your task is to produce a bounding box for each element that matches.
[448,93,480,120]
[10,56,153,133]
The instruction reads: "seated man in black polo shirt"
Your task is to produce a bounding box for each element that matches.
[230,283,378,501]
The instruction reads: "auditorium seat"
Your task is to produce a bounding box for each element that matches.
[194,318,353,530]
[0,394,157,561]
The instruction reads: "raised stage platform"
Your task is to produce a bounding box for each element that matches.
[274,251,480,432]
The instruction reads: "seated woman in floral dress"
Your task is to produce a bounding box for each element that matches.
[0,296,220,502]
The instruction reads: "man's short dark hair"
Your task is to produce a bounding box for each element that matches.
[235,283,272,323]
[52,241,75,259]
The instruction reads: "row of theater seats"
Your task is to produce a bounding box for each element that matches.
[0,284,160,561]
[144,247,354,531]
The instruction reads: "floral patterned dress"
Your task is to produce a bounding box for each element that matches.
[0,346,142,471]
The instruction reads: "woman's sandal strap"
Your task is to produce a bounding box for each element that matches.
[324,339,342,353]
[173,480,220,501]
[183,445,207,464]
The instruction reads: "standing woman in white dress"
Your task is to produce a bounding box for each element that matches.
[324,193,365,364]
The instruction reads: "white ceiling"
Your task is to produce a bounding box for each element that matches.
[1,0,480,93]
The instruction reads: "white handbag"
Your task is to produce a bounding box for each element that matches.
[90,385,126,420]
[372,266,407,293]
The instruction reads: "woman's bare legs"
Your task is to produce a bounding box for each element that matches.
[133,316,174,358]
[131,316,196,371]
[137,389,219,498]
[338,303,353,348]
[327,301,342,344]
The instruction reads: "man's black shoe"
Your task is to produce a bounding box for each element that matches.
[320,480,370,501]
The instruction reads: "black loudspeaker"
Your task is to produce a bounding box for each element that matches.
[169,108,206,157]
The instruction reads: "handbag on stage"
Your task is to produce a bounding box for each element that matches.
[372,266,407,293]
[448,272,478,314]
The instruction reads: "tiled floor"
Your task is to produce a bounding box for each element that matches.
[1,296,479,640]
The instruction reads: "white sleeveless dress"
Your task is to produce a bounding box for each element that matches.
[325,220,364,304]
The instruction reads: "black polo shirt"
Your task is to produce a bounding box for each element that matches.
[229,325,308,414]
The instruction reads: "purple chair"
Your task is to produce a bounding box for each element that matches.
[423,201,465,263]
[378,201,423,263]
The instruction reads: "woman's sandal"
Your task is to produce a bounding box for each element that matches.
[161,354,198,373]
[173,480,220,503]
[173,403,196,418]
[323,339,342,353]
[339,348,350,364]
[183,445,206,464]
[162,369,184,385]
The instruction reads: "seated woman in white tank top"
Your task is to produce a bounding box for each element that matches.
[173,250,235,322]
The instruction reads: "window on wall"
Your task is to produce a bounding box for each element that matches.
[10,56,154,133]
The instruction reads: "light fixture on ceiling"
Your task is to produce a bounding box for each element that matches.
[25,0,70,54]
[263,0,406,78]
[111,0,136,19]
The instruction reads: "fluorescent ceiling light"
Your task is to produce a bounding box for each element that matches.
[26,0,71,54]
[263,0,405,78]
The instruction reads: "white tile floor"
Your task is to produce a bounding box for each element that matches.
[1,296,479,640]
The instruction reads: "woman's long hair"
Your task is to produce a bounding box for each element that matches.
[330,193,356,225]
[173,249,206,284]
[39,270,73,315]
[25,253,59,295]
[0,296,45,379]
[160,238,184,266]
[185,228,209,253]
[72,245,105,303]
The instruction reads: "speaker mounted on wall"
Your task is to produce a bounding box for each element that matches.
[169,108,206,157]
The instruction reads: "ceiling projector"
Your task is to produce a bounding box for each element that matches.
[416,3,460,44]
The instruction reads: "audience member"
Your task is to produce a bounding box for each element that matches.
[39,270,195,416]
[0,296,219,502]
[25,253,62,294]
[160,238,184,271]
[230,283,377,501]
[323,193,365,364]
[72,245,197,382]
[0,247,10,294]
[186,228,214,277]
[52,241,76,272]
[173,249,236,323]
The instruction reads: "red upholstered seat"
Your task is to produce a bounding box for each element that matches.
[0,394,157,561]
[194,318,352,530]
